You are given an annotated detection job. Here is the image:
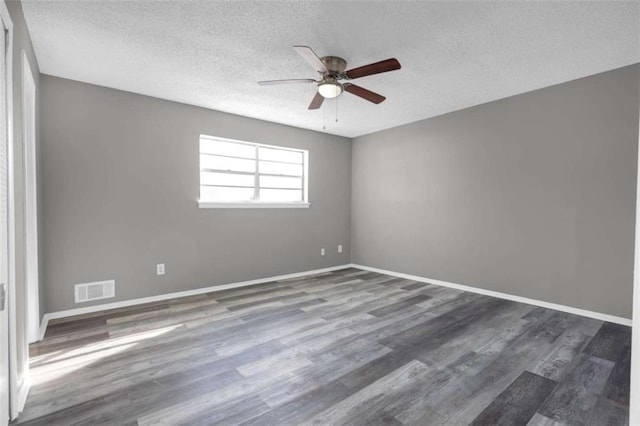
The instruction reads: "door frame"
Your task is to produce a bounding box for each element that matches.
[630,79,640,425]
[21,50,38,345]
[0,3,10,423]
[0,1,18,422]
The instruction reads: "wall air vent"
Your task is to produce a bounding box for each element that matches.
[75,280,115,303]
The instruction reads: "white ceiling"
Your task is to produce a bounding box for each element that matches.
[22,1,639,138]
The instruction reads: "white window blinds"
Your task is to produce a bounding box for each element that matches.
[199,135,308,206]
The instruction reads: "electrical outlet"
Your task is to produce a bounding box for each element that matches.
[338,244,343,253]
[157,264,165,275]
[321,248,325,256]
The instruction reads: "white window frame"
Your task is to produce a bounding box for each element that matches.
[198,135,310,209]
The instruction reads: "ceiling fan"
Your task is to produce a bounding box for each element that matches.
[258,46,401,110]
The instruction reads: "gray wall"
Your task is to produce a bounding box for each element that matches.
[40,63,639,318]
[40,75,351,313]
[352,64,639,319]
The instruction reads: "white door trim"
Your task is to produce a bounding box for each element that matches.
[629,75,640,426]
[0,3,12,424]
[21,50,38,345]
[0,2,22,421]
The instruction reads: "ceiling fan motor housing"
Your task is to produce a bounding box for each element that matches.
[320,56,347,76]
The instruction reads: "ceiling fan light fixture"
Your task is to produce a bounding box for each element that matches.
[318,81,343,99]
[257,46,401,110]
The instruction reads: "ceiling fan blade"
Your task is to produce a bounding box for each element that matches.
[293,46,328,74]
[344,83,386,104]
[345,58,401,79]
[308,92,325,110]
[258,78,316,86]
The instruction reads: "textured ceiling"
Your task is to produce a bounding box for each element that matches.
[22,1,640,138]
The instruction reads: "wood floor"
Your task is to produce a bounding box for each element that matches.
[16,268,630,425]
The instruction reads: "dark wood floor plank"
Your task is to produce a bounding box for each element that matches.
[279,312,374,349]
[585,397,629,426]
[301,360,432,425]
[184,395,271,426]
[602,343,632,406]
[29,331,110,357]
[583,322,632,362]
[257,342,393,408]
[348,290,477,337]
[44,317,107,340]
[527,412,566,425]
[238,298,327,323]
[400,282,430,291]
[213,284,292,303]
[240,379,352,425]
[530,329,592,382]
[469,371,558,426]
[538,354,616,425]
[367,294,432,317]
[338,349,415,390]
[379,296,513,350]
[224,291,311,311]
[85,369,243,426]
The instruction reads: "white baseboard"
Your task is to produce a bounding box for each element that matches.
[40,264,353,332]
[350,263,632,326]
[38,315,48,342]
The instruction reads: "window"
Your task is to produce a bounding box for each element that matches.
[198,135,309,208]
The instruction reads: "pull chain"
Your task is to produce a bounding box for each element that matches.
[335,96,338,123]
[322,99,326,130]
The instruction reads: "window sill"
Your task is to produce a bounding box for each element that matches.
[198,201,310,209]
